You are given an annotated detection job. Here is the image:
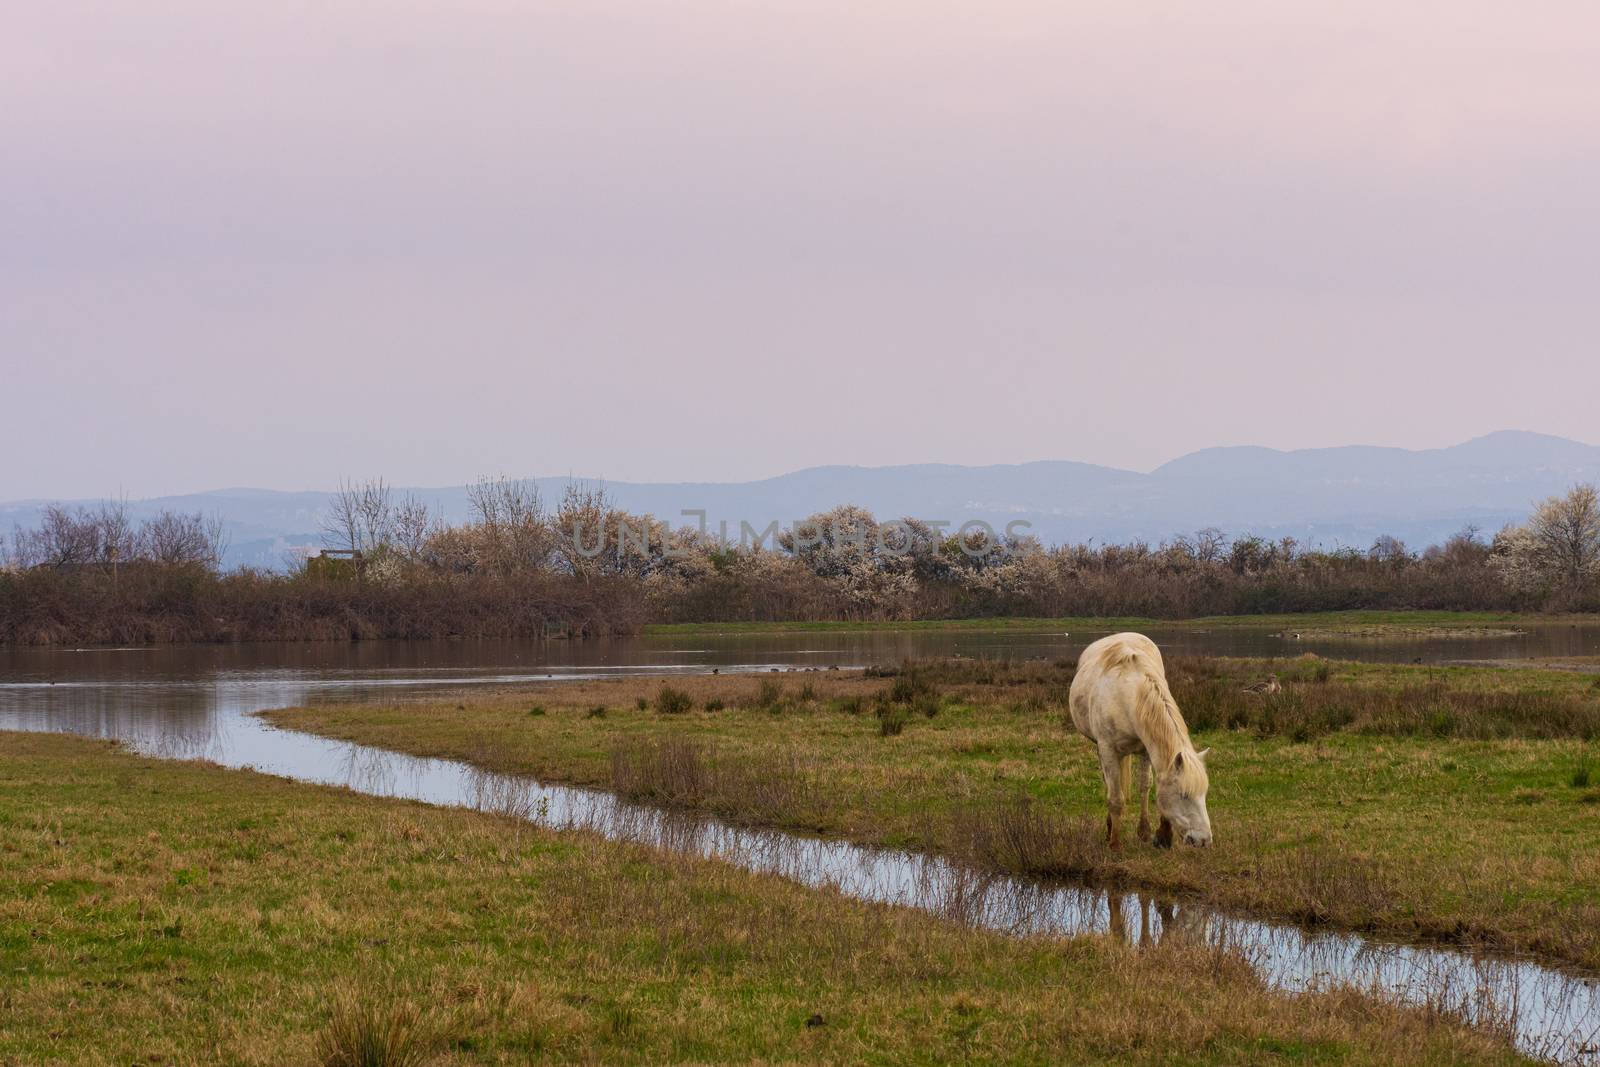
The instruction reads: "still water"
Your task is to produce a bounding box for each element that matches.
[2,625,1599,1063]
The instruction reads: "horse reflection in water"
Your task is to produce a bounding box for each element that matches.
[1106,892,1220,951]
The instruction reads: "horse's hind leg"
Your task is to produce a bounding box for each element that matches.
[1097,743,1125,848]
[1135,755,1152,841]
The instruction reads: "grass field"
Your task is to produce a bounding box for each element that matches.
[266,656,1600,972]
[640,610,1563,636]
[0,731,1532,1066]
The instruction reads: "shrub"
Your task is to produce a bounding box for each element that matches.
[753,677,785,710]
[888,672,937,705]
[654,686,694,715]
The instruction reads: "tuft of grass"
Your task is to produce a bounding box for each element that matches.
[610,736,711,805]
[527,705,546,717]
[887,672,937,706]
[316,992,430,1067]
[752,677,785,711]
[1572,765,1593,789]
[609,736,827,827]
[704,697,726,712]
[586,704,608,719]
[653,685,694,715]
[635,697,650,711]
[875,704,908,737]
[952,797,1101,879]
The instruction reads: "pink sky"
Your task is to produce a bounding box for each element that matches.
[3,1,1598,497]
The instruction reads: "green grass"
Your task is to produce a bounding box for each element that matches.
[642,610,1563,636]
[266,657,1600,971]
[0,731,1526,1065]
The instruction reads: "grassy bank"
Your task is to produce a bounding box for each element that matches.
[266,657,1600,971]
[641,610,1567,637]
[0,732,1527,1065]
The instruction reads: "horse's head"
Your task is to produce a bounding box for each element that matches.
[1156,748,1212,847]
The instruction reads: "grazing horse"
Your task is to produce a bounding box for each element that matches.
[1068,633,1212,848]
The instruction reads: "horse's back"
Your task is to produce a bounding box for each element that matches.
[1069,632,1166,743]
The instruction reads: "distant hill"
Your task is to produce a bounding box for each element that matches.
[4,431,1596,570]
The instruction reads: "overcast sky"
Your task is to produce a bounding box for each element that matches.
[4,1,1598,499]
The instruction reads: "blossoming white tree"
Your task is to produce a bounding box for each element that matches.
[1492,484,1600,600]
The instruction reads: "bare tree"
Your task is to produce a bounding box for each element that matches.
[321,478,393,554]
[1368,535,1408,563]
[469,476,553,573]
[205,513,230,568]
[95,497,136,566]
[1193,527,1228,564]
[140,510,225,567]
[20,505,101,569]
[392,493,433,561]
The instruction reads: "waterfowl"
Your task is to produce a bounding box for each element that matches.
[1242,674,1281,695]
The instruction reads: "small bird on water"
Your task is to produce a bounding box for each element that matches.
[1242,674,1281,695]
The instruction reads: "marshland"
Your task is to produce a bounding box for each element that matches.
[5,624,1600,1064]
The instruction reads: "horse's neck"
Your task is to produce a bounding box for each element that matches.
[1138,696,1191,771]
[1142,730,1187,771]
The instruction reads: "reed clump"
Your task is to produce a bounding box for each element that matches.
[609,737,830,828]
[951,797,1103,880]
[316,991,431,1067]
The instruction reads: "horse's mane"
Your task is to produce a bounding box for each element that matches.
[1090,636,1201,782]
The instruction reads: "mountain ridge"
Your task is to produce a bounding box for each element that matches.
[3,431,1596,570]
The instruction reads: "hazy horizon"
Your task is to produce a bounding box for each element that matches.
[1,428,1594,503]
[6,2,1599,499]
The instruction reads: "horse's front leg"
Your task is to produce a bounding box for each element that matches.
[1135,754,1152,841]
[1097,743,1125,848]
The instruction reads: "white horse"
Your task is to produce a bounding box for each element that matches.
[1068,633,1212,848]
